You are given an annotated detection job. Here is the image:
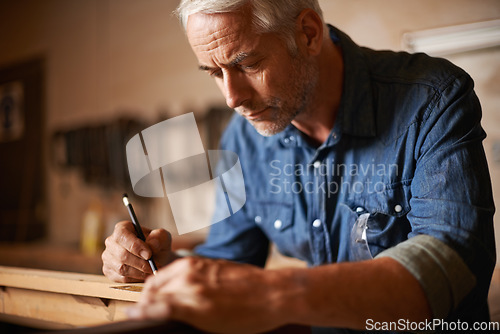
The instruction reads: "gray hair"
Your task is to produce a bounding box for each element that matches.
[175,0,324,52]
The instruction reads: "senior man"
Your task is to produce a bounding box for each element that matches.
[102,0,496,333]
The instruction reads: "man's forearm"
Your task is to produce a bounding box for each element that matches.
[271,257,432,330]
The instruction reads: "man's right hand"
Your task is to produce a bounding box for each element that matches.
[102,221,177,282]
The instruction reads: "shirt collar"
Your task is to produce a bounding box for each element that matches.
[330,24,377,138]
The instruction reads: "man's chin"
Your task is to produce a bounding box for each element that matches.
[248,119,287,137]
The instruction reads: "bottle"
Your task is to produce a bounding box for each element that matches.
[80,200,104,256]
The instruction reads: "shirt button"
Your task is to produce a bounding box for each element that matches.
[355,207,365,213]
[312,219,322,228]
[313,160,321,168]
[274,219,282,229]
[283,138,290,144]
[332,133,338,139]
[254,216,262,224]
[394,204,403,213]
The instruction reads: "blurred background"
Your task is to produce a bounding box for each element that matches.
[0,0,499,318]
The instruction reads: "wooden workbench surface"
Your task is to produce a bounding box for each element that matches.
[0,265,142,302]
[0,266,142,329]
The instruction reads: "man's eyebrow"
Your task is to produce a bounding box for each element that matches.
[198,52,257,72]
[229,52,252,66]
[199,64,215,71]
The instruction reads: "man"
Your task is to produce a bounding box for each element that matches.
[102,0,496,333]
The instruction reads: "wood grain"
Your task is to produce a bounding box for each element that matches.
[0,265,142,302]
[0,266,142,328]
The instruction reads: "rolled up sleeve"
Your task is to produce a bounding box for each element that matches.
[376,234,476,319]
[383,73,496,320]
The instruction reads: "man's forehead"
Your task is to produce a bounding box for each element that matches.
[186,11,258,64]
[187,16,241,48]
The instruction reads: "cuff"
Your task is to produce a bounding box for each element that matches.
[375,234,476,319]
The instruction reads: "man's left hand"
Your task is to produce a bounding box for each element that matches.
[126,256,291,333]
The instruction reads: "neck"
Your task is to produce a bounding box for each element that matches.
[292,38,344,146]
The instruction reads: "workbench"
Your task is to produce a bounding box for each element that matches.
[1,259,497,332]
[0,266,310,334]
[0,266,141,330]
[0,242,310,332]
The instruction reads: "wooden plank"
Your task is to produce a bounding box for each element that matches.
[0,266,142,302]
[0,286,133,328]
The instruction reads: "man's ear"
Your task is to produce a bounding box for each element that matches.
[295,8,324,56]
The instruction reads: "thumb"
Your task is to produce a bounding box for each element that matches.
[146,228,172,253]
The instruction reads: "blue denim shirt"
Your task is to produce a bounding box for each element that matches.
[195,25,496,330]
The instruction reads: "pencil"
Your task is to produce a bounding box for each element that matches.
[122,193,158,276]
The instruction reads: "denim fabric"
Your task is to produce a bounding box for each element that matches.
[195,25,496,330]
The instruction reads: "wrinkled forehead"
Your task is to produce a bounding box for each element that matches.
[186,11,257,56]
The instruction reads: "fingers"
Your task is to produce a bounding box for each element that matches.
[102,220,176,283]
[102,220,175,283]
[128,267,191,321]
[127,258,275,333]
[115,221,153,260]
[102,237,152,282]
[145,228,177,268]
[102,221,155,282]
[146,228,171,254]
[128,263,181,319]
[141,257,190,294]
[127,295,173,320]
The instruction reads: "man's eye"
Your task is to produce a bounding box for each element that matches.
[241,61,260,71]
[242,64,256,70]
[209,69,223,78]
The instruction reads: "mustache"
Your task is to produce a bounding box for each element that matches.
[235,98,280,115]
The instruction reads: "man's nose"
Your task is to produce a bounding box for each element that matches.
[223,71,251,109]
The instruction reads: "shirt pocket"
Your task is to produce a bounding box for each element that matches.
[347,182,412,258]
[244,199,295,257]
